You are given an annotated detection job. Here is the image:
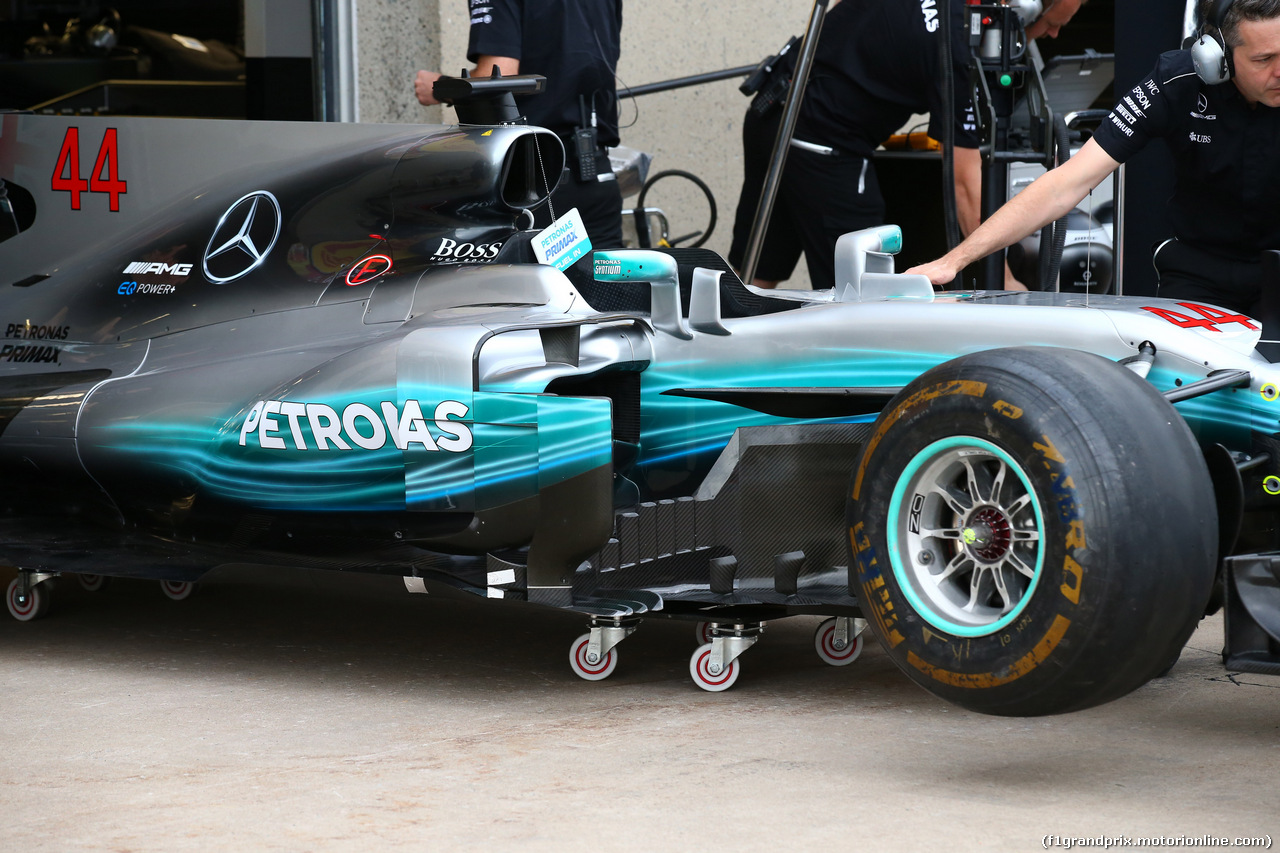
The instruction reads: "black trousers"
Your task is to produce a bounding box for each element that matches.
[1153,239,1280,335]
[728,107,884,289]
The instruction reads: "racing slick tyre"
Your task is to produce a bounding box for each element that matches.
[847,347,1217,716]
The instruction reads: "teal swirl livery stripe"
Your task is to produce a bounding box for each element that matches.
[102,386,613,514]
[636,352,942,468]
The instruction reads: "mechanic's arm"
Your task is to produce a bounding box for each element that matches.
[951,144,1026,290]
[952,144,982,238]
[414,55,521,106]
[909,137,1121,286]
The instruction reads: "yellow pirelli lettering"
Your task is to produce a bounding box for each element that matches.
[1065,520,1086,551]
[1033,434,1065,464]
[993,400,1023,419]
[905,614,1071,689]
[853,380,987,500]
[1060,556,1083,604]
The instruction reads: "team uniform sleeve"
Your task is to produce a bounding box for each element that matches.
[1092,54,1183,164]
[466,0,523,63]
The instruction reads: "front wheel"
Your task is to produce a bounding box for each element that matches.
[848,347,1217,716]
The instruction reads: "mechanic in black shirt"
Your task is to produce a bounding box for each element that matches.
[911,0,1280,320]
[415,0,624,248]
[727,0,1082,292]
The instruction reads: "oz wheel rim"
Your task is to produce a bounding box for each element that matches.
[886,436,1045,637]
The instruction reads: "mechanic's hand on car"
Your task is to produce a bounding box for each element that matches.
[415,70,443,106]
[907,258,1029,291]
[906,258,961,289]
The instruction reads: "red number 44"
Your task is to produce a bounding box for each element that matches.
[1140,303,1259,332]
[51,127,128,212]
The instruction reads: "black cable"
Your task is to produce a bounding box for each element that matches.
[940,3,963,251]
[0,180,19,242]
[636,169,718,248]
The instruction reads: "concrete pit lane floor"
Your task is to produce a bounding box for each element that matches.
[1,564,1277,852]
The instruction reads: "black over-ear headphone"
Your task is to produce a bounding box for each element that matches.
[1192,0,1237,84]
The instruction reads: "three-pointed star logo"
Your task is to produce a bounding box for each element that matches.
[203,191,281,283]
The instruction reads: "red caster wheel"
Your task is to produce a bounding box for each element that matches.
[569,632,618,681]
[78,574,111,592]
[7,577,53,622]
[814,617,864,667]
[160,580,197,601]
[689,642,739,692]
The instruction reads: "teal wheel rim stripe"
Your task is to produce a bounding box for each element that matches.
[885,435,1045,638]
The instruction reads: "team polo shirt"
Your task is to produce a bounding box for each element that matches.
[1093,50,1280,259]
[466,0,623,146]
[795,0,979,158]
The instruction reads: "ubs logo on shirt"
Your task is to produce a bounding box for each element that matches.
[919,0,940,32]
[1189,131,1212,144]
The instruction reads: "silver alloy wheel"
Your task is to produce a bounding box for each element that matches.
[889,437,1044,636]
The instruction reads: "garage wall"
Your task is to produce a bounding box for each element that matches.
[356,0,444,125]
[358,0,820,289]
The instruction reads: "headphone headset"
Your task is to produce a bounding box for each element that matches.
[1191,0,1236,84]
[1008,0,1044,26]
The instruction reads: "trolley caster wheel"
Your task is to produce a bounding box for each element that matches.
[569,632,618,681]
[695,621,715,645]
[814,617,864,667]
[690,642,740,692]
[78,574,111,593]
[160,580,197,601]
[7,577,53,622]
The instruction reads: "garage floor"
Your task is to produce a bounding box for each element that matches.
[1,563,1276,851]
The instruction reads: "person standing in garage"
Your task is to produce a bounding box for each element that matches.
[909,0,1280,322]
[414,0,625,248]
[726,0,1084,293]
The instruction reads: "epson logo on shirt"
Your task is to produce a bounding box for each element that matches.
[1130,86,1152,112]
[239,398,474,453]
[431,238,503,263]
[919,0,940,32]
[123,261,193,277]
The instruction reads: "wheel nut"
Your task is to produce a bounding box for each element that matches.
[708,663,722,675]
[833,639,846,650]
[586,653,599,664]
[919,550,934,565]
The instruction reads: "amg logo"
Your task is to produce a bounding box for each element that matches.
[0,344,60,364]
[430,238,503,263]
[239,398,473,453]
[123,261,194,276]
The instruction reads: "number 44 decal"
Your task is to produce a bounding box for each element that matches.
[51,127,128,212]
[1140,303,1259,332]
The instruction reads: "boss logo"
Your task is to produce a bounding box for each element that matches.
[430,237,503,263]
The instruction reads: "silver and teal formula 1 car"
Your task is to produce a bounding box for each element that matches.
[2,103,1277,715]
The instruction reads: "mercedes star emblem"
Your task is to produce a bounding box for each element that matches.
[203,190,282,284]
